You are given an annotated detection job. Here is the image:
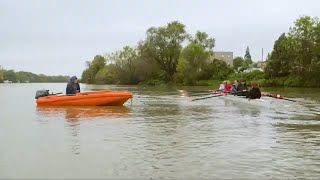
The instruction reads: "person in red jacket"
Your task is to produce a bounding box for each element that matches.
[224,80,232,92]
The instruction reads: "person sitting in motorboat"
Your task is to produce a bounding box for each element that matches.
[76,82,80,93]
[224,80,233,93]
[218,80,226,91]
[246,82,261,99]
[230,79,239,94]
[66,76,79,95]
[237,79,248,96]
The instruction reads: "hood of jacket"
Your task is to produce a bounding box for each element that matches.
[70,76,77,83]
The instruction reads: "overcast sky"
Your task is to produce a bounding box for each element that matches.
[1,0,320,77]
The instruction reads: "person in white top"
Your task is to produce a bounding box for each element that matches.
[218,80,226,91]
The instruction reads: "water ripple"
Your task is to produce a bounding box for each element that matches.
[1,84,320,178]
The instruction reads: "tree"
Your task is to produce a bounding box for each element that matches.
[3,70,17,82]
[264,15,320,86]
[176,42,210,85]
[265,33,293,78]
[191,31,215,53]
[233,57,244,71]
[143,21,189,81]
[0,66,4,82]
[0,67,68,83]
[288,16,319,78]
[204,59,234,80]
[95,65,118,84]
[113,46,139,84]
[81,55,106,84]
[134,41,162,84]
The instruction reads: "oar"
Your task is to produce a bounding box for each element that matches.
[191,94,223,101]
[262,93,297,102]
[177,89,221,93]
[185,92,216,97]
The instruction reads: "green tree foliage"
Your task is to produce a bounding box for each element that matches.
[113,46,139,84]
[252,62,258,68]
[228,70,265,82]
[3,70,18,82]
[81,55,106,83]
[78,16,320,87]
[205,59,234,80]
[233,48,253,72]
[0,67,69,83]
[191,31,215,53]
[176,42,210,85]
[94,65,118,84]
[264,33,293,78]
[0,66,4,82]
[79,21,233,85]
[142,21,189,81]
[265,16,320,86]
[135,41,162,84]
[233,57,244,71]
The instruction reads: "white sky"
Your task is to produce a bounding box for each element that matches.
[1,0,320,77]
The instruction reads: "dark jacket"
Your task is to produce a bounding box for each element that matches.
[246,87,261,99]
[230,84,239,94]
[76,83,80,92]
[66,76,77,95]
[237,84,248,96]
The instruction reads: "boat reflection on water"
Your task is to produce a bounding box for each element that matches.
[36,106,132,155]
[36,105,131,122]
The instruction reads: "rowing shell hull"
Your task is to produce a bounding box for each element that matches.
[212,91,275,107]
[36,90,133,106]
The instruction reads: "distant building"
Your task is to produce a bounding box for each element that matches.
[256,61,267,69]
[213,51,233,66]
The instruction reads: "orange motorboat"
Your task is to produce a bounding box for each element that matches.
[36,90,133,106]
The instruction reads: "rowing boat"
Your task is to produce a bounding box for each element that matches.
[211,91,276,108]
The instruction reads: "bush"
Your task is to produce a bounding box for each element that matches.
[257,79,267,87]
[284,76,303,87]
[138,79,165,86]
[227,71,265,81]
[195,80,210,86]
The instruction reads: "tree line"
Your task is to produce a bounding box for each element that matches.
[81,21,234,85]
[0,66,69,83]
[83,15,320,87]
[264,16,320,87]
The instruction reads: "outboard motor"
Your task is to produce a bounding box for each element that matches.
[35,89,49,99]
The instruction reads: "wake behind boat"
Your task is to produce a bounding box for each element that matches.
[211,90,275,108]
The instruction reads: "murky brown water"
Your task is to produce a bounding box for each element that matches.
[0,83,320,178]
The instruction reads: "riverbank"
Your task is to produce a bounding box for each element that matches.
[0,68,69,83]
[118,72,319,88]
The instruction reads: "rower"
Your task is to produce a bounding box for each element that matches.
[224,80,232,93]
[230,79,239,94]
[218,80,226,91]
[237,79,248,96]
[246,82,261,99]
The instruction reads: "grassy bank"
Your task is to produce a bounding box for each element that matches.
[227,71,319,88]
[170,71,318,88]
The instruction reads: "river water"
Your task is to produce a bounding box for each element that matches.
[0,83,320,179]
